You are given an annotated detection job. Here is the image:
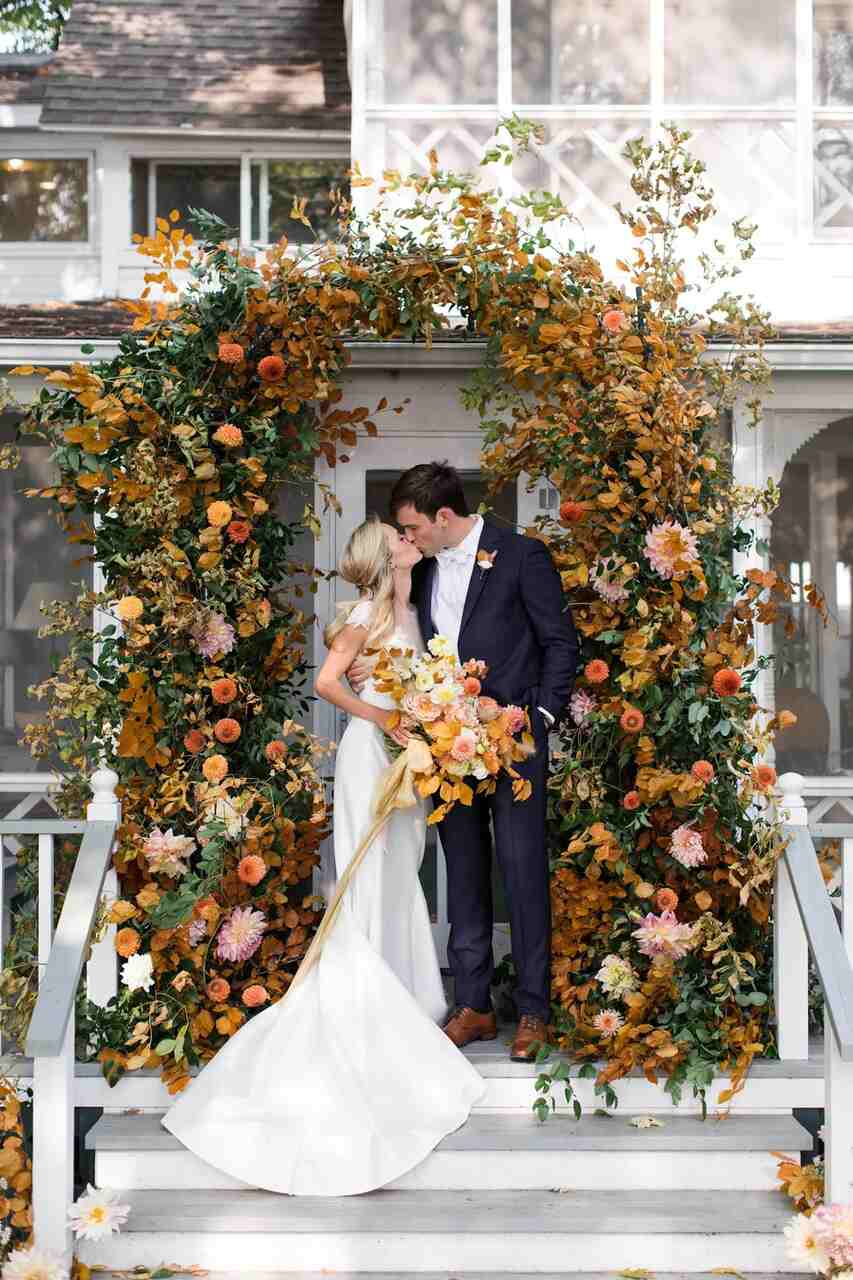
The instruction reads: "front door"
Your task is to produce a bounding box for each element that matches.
[315,432,535,963]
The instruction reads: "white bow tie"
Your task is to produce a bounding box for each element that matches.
[436,546,473,569]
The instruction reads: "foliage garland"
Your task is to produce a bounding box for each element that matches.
[3,121,821,1107]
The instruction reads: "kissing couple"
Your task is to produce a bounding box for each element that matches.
[162,460,580,1195]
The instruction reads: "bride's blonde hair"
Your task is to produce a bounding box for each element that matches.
[323,515,395,651]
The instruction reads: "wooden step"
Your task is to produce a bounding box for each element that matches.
[76,1187,805,1272]
[88,1110,813,1192]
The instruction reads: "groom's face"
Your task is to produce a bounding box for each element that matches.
[395,502,444,557]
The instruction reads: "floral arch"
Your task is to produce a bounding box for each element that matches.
[3,123,813,1109]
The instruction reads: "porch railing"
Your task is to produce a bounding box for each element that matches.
[775,771,853,1203]
[0,767,120,1259]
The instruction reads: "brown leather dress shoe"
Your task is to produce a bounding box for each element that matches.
[510,1014,547,1062]
[443,1006,498,1048]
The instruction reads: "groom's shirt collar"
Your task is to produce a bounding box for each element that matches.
[442,514,483,563]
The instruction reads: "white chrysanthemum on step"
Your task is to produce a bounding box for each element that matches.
[783,1212,832,1274]
[121,951,153,993]
[67,1183,130,1240]
[2,1246,68,1280]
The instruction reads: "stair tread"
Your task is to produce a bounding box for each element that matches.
[110,1187,796,1234]
[88,1109,813,1153]
[91,1273,812,1279]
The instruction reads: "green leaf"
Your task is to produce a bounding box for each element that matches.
[155,1038,176,1055]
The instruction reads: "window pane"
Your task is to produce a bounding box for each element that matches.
[372,0,497,105]
[0,159,87,242]
[815,2,853,106]
[814,122,853,233]
[250,159,350,245]
[513,0,649,105]
[665,0,795,105]
[0,421,94,772]
[130,161,240,237]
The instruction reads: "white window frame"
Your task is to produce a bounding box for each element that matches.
[350,0,853,246]
[0,147,94,255]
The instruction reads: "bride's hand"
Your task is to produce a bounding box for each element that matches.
[347,653,374,694]
[381,711,411,747]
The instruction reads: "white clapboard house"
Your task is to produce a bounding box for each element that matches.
[2,1,853,1273]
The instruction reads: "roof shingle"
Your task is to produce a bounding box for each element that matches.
[40,0,350,133]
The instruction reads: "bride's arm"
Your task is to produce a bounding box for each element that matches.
[315,625,404,742]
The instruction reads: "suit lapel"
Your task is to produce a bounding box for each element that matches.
[459,519,502,641]
[415,556,437,642]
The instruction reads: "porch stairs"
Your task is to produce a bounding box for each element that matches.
[81,1031,821,1275]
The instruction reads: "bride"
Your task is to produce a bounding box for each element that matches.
[161,516,485,1195]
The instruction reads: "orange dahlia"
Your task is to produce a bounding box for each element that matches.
[655,887,679,912]
[213,423,243,447]
[115,595,144,622]
[206,976,230,1002]
[226,519,252,544]
[559,500,585,524]
[115,927,140,957]
[620,706,645,734]
[712,667,742,697]
[265,739,287,762]
[183,728,206,754]
[218,342,244,364]
[206,500,233,528]
[602,308,628,334]
[691,760,715,783]
[214,717,241,744]
[237,854,267,886]
[242,984,269,1007]
[777,709,798,729]
[623,791,640,810]
[585,659,609,684]
[202,754,229,783]
[211,678,237,705]
[257,354,286,382]
[752,762,778,790]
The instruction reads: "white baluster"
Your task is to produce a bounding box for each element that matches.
[825,829,853,1203]
[774,772,810,1059]
[85,767,121,1006]
[32,827,72,1260]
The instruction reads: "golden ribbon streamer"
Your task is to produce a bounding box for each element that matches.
[287,735,435,995]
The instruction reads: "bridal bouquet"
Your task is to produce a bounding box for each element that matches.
[371,634,535,824]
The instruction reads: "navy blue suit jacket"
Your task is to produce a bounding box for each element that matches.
[411,520,579,726]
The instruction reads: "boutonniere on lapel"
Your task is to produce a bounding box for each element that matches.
[476,549,498,574]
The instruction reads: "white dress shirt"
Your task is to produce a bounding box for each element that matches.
[430,516,554,726]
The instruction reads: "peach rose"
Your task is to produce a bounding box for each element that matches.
[257,355,286,382]
[115,595,144,621]
[214,717,241,744]
[402,691,443,723]
[115,927,140,957]
[622,791,640,811]
[655,887,679,912]
[752,762,777,790]
[265,739,287,762]
[226,519,252,544]
[505,704,527,735]
[477,696,502,723]
[237,854,267,886]
[206,500,233,528]
[213,423,243,446]
[691,760,715,783]
[463,677,482,696]
[602,308,628,334]
[206,976,231,1002]
[450,728,478,762]
[183,728,205,754]
[777,709,798,729]
[585,659,609,684]
[202,754,229,783]
[242,984,269,1007]
[218,342,244,364]
[211,677,237,704]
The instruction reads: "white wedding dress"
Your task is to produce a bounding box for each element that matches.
[161,600,485,1195]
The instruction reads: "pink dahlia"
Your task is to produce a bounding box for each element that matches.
[669,824,707,869]
[643,520,699,580]
[450,728,478,762]
[569,689,596,727]
[187,917,208,947]
[504,705,527,735]
[632,910,696,962]
[215,905,266,963]
[813,1202,853,1268]
[590,556,629,604]
[593,1008,624,1038]
[191,612,237,660]
[142,827,196,877]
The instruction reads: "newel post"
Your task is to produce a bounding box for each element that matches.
[773,772,810,1060]
[85,766,121,1005]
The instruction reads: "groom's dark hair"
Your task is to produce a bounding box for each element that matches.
[390,461,469,520]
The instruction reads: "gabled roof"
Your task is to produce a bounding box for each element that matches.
[40,0,350,134]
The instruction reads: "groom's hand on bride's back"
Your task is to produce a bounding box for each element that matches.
[347,654,373,694]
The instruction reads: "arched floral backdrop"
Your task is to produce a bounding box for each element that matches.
[3,122,820,1110]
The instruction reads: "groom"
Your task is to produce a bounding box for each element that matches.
[389,461,579,1061]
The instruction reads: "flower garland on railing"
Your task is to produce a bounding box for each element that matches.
[2,121,822,1104]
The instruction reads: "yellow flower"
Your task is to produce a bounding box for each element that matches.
[206,500,233,528]
[433,683,460,705]
[428,635,454,658]
[115,596,144,621]
[415,669,435,692]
